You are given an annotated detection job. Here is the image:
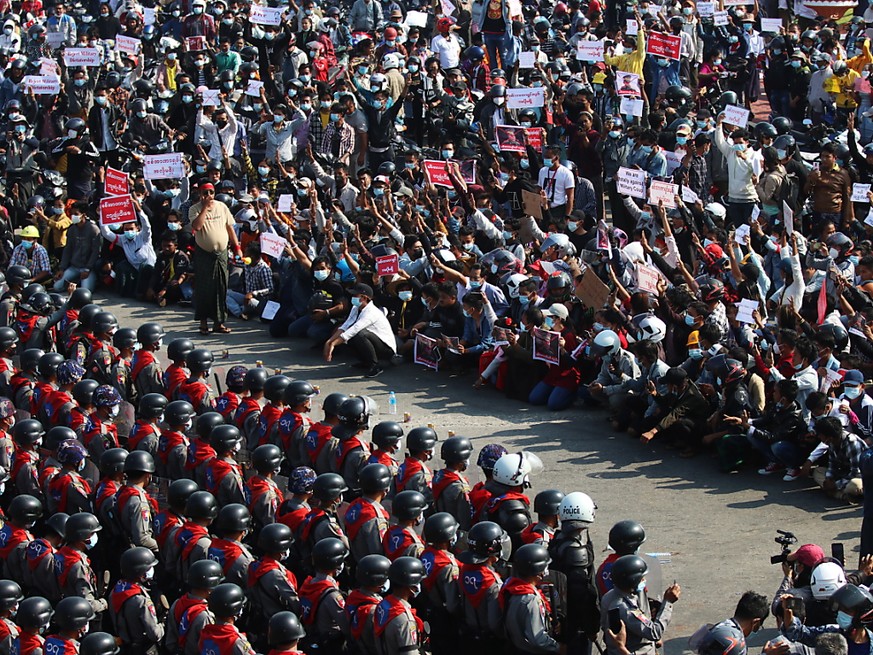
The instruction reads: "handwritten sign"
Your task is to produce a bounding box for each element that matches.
[105,167,129,197]
[99,194,136,226]
[143,6,156,25]
[518,51,536,68]
[736,298,759,324]
[620,97,644,117]
[245,80,264,97]
[423,160,452,188]
[664,150,682,175]
[277,194,294,212]
[575,265,611,309]
[714,10,729,25]
[376,254,400,276]
[646,32,681,60]
[23,75,60,94]
[617,166,646,199]
[576,39,604,62]
[506,87,544,109]
[697,1,715,16]
[522,189,544,220]
[852,183,871,203]
[143,153,184,180]
[735,223,751,245]
[201,89,221,106]
[760,17,782,32]
[39,58,59,77]
[260,232,288,259]
[637,264,660,293]
[116,35,141,56]
[250,3,284,25]
[648,180,679,208]
[45,31,64,49]
[63,47,101,67]
[681,186,700,204]
[626,18,639,35]
[723,104,750,128]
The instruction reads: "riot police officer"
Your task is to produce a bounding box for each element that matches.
[0,580,22,653]
[303,392,348,473]
[165,559,223,655]
[368,421,403,476]
[332,396,374,495]
[459,521,508,655]
[596,520,646,597]
[80,632,122,655]
[485,452,535,550]
[167,491,217,593]
[0,494,41,583]
[277,467,317,535]
[129,393,169,458]
[131,322,166,398]
[345,554,391,655]
[176,348,217,413]
[205,425,246,506]
[246,444,285,528]
[296,472,349,572]
[374,557,426,655]
[197,583,256,655]
[395,427,437,506]
[420,512,461,654]
[237,367,268,449]
[344,463,392,562]
[267,611,307,655]
[207,504,255,588]
[248,523,301,648]
[299,537,349,652]
[383,491,427,561]
[433,436,473,530]
[501,544,559,654]
[11,596,52,655]
[45,597,96,655]
[521,490,564,546]
[116,450,160,555]
[273,379,317,469]
[56,512,107,614]
[110,547,164,655]
[157,400,194,480]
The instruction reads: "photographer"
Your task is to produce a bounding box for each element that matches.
[771,544,826,618]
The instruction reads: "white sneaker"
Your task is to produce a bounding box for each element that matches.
[758,462,784,475]
[782,468,801,482]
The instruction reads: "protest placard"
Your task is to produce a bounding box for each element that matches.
[617,167,646,199]
[619,97,644,117]
[616,71,641,96]
[736,299,759,324]
[532,328,560,365]
[522,189,544,220]
[116,35,141,56]
[866,209,873,228]
[495,125,527,153]
[260,232,288,259]
[405,10,429,26]
[414,333,439,370]
[518,51,536,68]
[626,18,639,34]
[40,58,59,77]
[575,266,611,309]
[646,32,681,60]
[681,186,700,204]
[63,47,101,66]
[99,195,136,226]
[723,104,750,128]
[784,201,794,234]
[45,31,64,48]
[648,180,678,208]
[186,36,205,51]
[261,300,280,321]
[696,1,715,15]
[105,168,129,197]
[524,127,545,152]
[277,195,294,213]
[735,224,751,245]
[23,76,60,94]
[201,89,221,107]
[144,153,184,180]
[637,264,660,294]
[852,183,871,203]
[422,160,452,188]
[664,150,682,174]
[377,254,400,276]
[245,80,264,97]
[459,160,476,185]
[760,17,782,32]
[143,6,156,24]
[576,40,604,62]
[250,4,284,25]
[506,88,545,109]
[714,10,729,24]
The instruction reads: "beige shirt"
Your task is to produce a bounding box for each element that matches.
[189,201,234,253]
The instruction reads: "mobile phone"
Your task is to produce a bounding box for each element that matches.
[832,543,845,567]
[785,596,803,612]
[608,608,622,633]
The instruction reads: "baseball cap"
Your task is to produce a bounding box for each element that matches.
[844,369,864,386]
[350,283,374,299]
[373,175,390,185]
[686,330,700,347]
[544,305,569,320]
[789,544,825,567]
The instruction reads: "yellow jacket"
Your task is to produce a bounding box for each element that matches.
[604,30,647,80]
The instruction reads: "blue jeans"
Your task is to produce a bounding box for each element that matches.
[54,266,97,292]
[769,89,791,121]
[226,290,260,317]
[528,381,576,411]
[482,32,506,70]
[287,314,334,342]
[771,441,806,468]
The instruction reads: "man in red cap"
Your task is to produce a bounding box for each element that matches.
[188,182,242,336]
[770,543,826,615]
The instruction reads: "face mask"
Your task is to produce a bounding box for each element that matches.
[658,57,670,67]
[845,386,863,400]
[351,297,361,307]
[21,241,32,250]
[70,214,82,224]
[408,65,419,73]
[421,297,431,308]
[68,129,78,139]
[136,110,147,119]
[273,115,284,124]
[567,221,578,232]
[182,95,193,104]
[74,78,86,87]
[14,124,25,134]
[193,6,203,13]
[253,102,262,112]
[373,187,385,197]
[258,166,270,177]
[503,231,514,241]
[683,6,692,14]
[494,97,505,106]
[125,230,137,241]
[462,309,472,318]
[86,533,98,549]
[684,314,695,326]
[676,136,688,146]
[314,269,330,281]
[462,242,475,251]
[411,583,422,597]
[195,59,205,68]
[442,150,453,159]
[144,566,155,581]
[791,60,801,69]
[608,130,621,139]
[729,35,738,43]
[519,295,531,306]
[639,145,653,155]
[396,290,413,302]
[520,158,530,169]
[837,611,854,630]
[299,74,311,83]
[732,143,746,152]
[358,66,369,75]
[688,348,703,360]
[637,579,646,592]
[330,113,341,123]
[829,248,841,260]
[300,102,312,112]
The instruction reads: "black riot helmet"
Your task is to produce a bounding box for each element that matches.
[372,421,404,449]
[513,544,552,578]
[533,489,565,516]
[53,596,95,632]
[213,504,252,536]
[15,596,53,631]
[187,559,224,590]
[268,611,306,647]
[440,436,473,464]
[312,537,348,571]
[167,338,195,363]
[185,491,219,521]
[608,520,647,555]
[423,512,459,545]
[120,547,158,581]
[264,375,292,402]
[391,490,427,521]
[388,557,425,588]
[139,393,168,419]
[356,554,391,587]
[251,444,283,474]
[406,427,438,456]
[358,463,392,494]
[208,583,246,619]
[168,479,199,511]
[258,522,293,554]
[611,555,649,592]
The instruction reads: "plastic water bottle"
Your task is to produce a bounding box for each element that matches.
[388,391,397,415]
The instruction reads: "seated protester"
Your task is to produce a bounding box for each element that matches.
[442,291,497,372]
[9,226,52,284]
[227,244,273,320]
[323,283,397,379]
[618,339,670,436]
[840,370,873,442]
[434,260,510,318]
[641,367,711,452]
[410,283,444,341]
[811,416,865,502]
[98,207,157,299]
[791,392,852,483]
[584,329,641,415]
[527,304,580,411]
[146,231,192,307]
[770,337,820,422]
[287,255,349,345]
[384,278,424,359]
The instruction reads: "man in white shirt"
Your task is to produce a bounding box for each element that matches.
[431,17,462,69]
[537,145,575,219]
[323,283,397,378]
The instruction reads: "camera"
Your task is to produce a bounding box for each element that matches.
[770,530,798,564]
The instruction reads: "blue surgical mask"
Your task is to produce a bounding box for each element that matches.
[775,148,787,159]
[258,166,270,177]
[593,322,604,332]
[684,314,695,326]
[637,579,646,592]
[732,143,746,152]
[300,103,312,112]
[567,221,578,232]
[168,222,181,231]
[273,115,284,124]
[844,386,863,400]
[22,241,32,250]
[330,113,341,122]
[299,74,311,83]
[182,95,194,104]
[469,281,482,289]
[837,611,854,630]
[74,78,86,87]
[463,309,471,318]
[688,348,703,360]
[358,66,368,75]
[314,269,330,281]
[520,158,530,169]
[658,57,670,67]
[373,187,384,197]
[519,295,531,306]
[408,65,419,73]
[676,135,687,146]
[697,120,707,128]
[791,60,801,68]
[351,296,361,307]
[772,48,782,55]
[609,130,621,139]
[442,149,453,159]
[125,230,137,240]
[503,231,513,240]
[405,162,416,170]
[729,35,738,43]
[399,291,413,301]
[544,316,555,329]
[639,145,653,154]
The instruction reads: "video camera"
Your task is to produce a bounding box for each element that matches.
[770,530,798,564]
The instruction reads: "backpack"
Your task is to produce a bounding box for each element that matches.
[778,169,801,213]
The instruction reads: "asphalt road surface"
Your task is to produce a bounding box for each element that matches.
[110,297,863,654]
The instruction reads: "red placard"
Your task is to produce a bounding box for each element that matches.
[525,127,545,152]
[99,194,136,226]
[376,254,399,277]
[105,167,129,197]
[423,160,452,188]
[645,32,681,61]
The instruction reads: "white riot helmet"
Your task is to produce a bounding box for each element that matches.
[369,73,388,92]
[541,233,576,258]
[636,315,666,343]
[810,561,847,600]
[492,451,544,488]
[559,492,596,526]
[704,202,726,221]
[382,53,401,70]
[505,273,529,299]
[589,329,621,357]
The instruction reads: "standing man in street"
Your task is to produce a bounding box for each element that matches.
[188,182,241,336]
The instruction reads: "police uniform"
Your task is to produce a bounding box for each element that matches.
[0,522,32,584]
[185,438,216,490]
[344,496,390,562]
[333,435,370,494]
[484,482,532,549]
[459,562,503,651]
[432,469,473,530]
[247,556,301,618]
[420,546,461,653]
[10,371,36,414]
[163,363,188,400]
[345,589,382,655]
[205,456,246,507]
[86,338,119,386]
[601,586,674,655]
[234,398,262,451]
[499,578,559,654]
[46,469,92,514]
[55,545,108,613]
[12,450,42,501]
[169,521,212,589]
[128,420,162,459]
[24,538,58,600]
[157,429,190,480]
[166,593,214,655]
[277,498,311,535]
[197,622,257,655]
[273,408,312,470]
[382,525,424,562]
[131,350,165,399]
[81,414,120,463]
[549,527,600,651]
[11,630,42,655]
[373,594,423,655]
[367,450,399,477]
[303,422,338,474]
[216,391,242,423]
[116,484,160,554]
[175,378,217,415]
[246,475,284,528]
[40,389,74,428]
[299,573,348,650]
[207,538,255,589]
[254,402,283,447]
[394,456,433,505]
[0,616,18,654]
[110,578,166,653]
[111,354,135,405]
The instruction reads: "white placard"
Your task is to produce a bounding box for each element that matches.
[697,1,715,16]
[783,201,794,234]
[637,264,660,293]
[576,40,604,62]
[714,10,729,25]
[664,150,682,175]
[116,35,141,56]
[751,205,761,222]
[506,87,544,109]
[277,194,294,212]
[250,4,284,25]
[681,186,699,204]
[735,224,751,245]
[245,80,264,97]
[620,97,644,117]
[45,31,64,48]
[40,58,59,77]
[626,18,639,35]
[23,75,60,94]
[260,232,288,259]
[723,104,750,128]
[201,89,221,106]
[405,10,429,26]
[518,51,536,68]
[820,367,843,393]
[143,153,184,180]
[261,300,280,320]
[760,17,782,32]
[63,47,101,66]
[617,166,646,199]
[865,208,873,227]
[143,6,156,25]
[852,183,871,203]
[648,180,679,209]
[736,299,758,324]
